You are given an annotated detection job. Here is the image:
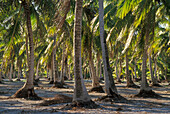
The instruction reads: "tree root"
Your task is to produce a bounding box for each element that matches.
[63,100,99,109]
[96,91,128,103]
[134,89,162,98]
[52,81,65,88]
[89,86,105,93]
[49,80,54,84]
[16,79,21,81]
[39,94,72,106]
[34,81,39,87]
[12,87,42,100]
[34,78,39,82]
[126,84,140,88]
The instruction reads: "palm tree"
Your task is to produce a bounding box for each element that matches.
[72,0,96,107]
[12,0,40,99]
[99,0,117,95]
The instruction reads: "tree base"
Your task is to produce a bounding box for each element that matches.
[63,100,99,109]
[151,83,162,87]
[89,86,105,93]
[39,94,72,106]
[52,81,65,88]
[16,79,21,81]
[12,87,42,100]
[116,80,122,84]
[126,84,140,88]
[49,80,54,84]
[34,81,39,87]
[0,81,3,84]
[134,89,161,98]
[96,91,127,103]
[134,78,141,82]
[34,78,39,82]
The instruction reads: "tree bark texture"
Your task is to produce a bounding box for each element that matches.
[126,53,135,86]
[22,0,34,89]
[73,0,91,102]
[99,0,117,95]
[141,29,150,91]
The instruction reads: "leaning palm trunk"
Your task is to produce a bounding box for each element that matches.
[73,0,91,103]
[99,0,117,95]
[12,0,40,99]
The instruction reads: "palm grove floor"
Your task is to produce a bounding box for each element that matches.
[0,78,170,114]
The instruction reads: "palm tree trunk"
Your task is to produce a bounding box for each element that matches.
[89,47,100,87]
[53,34,59,84]
[60,43,65,84]
[149,55,158,85]
[68,64,71,80]
[9,63,13,81]
[17,66,21,80]
[12,0,40,99]
[154,59,158,80]
[118,60,122,81]
[99,60,103,79]
[165,67,168,82]
[115,57,120,82]
[13,71,16,79]
[0,63,2,83]
[96,53,100,79]
[26,34,29,68]
[24,1,34,89]
[141,31,150,91]
[99,0,117,95]
[126,52,135,87]
[73,0,91,102]
[64,56,68,79]
[49,67,53,83]
[35,60,40,80]
[134,59,137,80]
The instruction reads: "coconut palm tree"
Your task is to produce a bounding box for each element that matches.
[72,0,95,106]
[12,0,40,99]
[99,0,117,95]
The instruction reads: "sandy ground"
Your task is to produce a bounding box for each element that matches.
[0,78,170,114]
